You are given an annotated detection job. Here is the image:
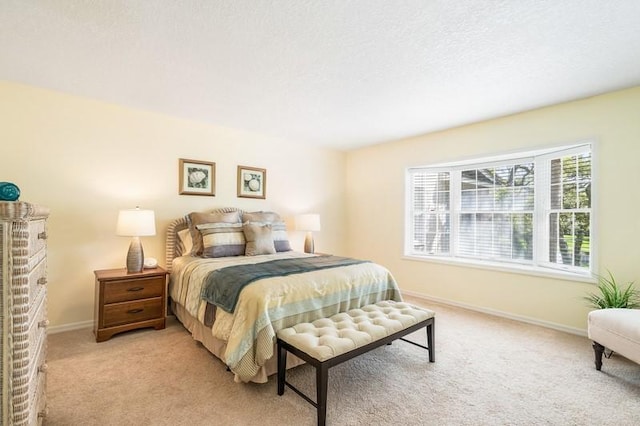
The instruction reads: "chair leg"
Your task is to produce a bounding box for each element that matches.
[316,363,328,426]
[426,321,435,362]
[593,341,604,371]
[277,340,287,395]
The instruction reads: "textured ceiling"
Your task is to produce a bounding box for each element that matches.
[2,1,640,150]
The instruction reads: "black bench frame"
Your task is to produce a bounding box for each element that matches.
[277,317,435,426]
[592,341,606,370]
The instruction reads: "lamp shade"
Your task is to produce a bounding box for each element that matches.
[116,208,156,236]
[295,214,321,232]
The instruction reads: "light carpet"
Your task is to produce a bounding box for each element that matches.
[44,300,640,425]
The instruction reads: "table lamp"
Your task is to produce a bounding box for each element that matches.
[116,207,156,273]
[295,214,321,254]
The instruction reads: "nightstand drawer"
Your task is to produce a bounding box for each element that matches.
[103,276,164,304]
[102,298,163,328]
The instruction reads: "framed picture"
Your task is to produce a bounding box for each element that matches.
[237,165,266,199]
[179,158,215,196]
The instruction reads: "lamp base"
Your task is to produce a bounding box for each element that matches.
[304,232,315,254]
[126,236,144,274]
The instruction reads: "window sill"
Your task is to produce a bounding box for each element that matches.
[402,254,597,284]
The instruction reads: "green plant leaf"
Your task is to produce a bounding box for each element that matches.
[584,269,640,309]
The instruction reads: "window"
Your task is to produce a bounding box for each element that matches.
[406,143,593,276]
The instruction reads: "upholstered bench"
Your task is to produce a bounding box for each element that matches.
[276,301,435,426]
[588,308,640,370]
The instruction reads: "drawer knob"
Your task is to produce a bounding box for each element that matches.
[38,363,48,373]
[127,286,144,292]
[38,231,48,240]
[38,277,48,285]
[38,319,50,328]
[127,308,144,314]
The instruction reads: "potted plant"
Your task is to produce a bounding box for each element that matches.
[584,270,640,309]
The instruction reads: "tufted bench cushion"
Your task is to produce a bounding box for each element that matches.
[588,308,640,369]
[276,300,435,426]
[277,301,435,362]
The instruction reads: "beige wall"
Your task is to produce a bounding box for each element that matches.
[346,86,640,333]
[4,80,638,334]
[1,81,346,329]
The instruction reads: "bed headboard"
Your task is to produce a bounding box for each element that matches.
[165,207,244,273]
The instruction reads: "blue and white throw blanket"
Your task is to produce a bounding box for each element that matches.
[202,255,369,313]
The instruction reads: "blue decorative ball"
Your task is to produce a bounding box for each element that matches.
[0,182,20,201]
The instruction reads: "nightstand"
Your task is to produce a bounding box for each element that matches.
[93,267,168,342]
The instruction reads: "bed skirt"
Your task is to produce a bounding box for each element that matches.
[170,300,305,383]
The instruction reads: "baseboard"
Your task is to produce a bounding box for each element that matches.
[49,315,178,335]
[47,296,587,337]
[402,290,587,337]
[49,320,93,334]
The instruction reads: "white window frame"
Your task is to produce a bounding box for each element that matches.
[404,142,596,281]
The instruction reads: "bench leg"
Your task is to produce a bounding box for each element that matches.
[592,341,604,371]
[426,321,435,362]
[277,340,287,395]
[316,363,329,426]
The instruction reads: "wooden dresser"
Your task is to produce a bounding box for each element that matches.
[0,202,50,425]
[93,267,167,342]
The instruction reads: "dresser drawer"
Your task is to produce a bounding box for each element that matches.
[13,294,48,376]
[12,336,47,425]
[27,256,47,309]
[27,219,48,254]
[102,297,163,328]
[29,296,48,371]
[28,342,47,426]
[32,375,47,426]
[10,292,45,401]
[103,275,165,304]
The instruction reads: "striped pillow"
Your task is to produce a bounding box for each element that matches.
[187,211,241,256]
[197,223,246,257]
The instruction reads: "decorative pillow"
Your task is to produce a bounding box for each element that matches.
[242,212,292,252]
[197,223,245,257]
[177,228,193,256]
[187,211,241,256]
[242,211,281,224]
[243,222,276,256]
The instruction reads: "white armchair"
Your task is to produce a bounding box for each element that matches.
[587,308,640,370]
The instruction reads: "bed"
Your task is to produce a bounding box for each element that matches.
[166,208,402,383]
